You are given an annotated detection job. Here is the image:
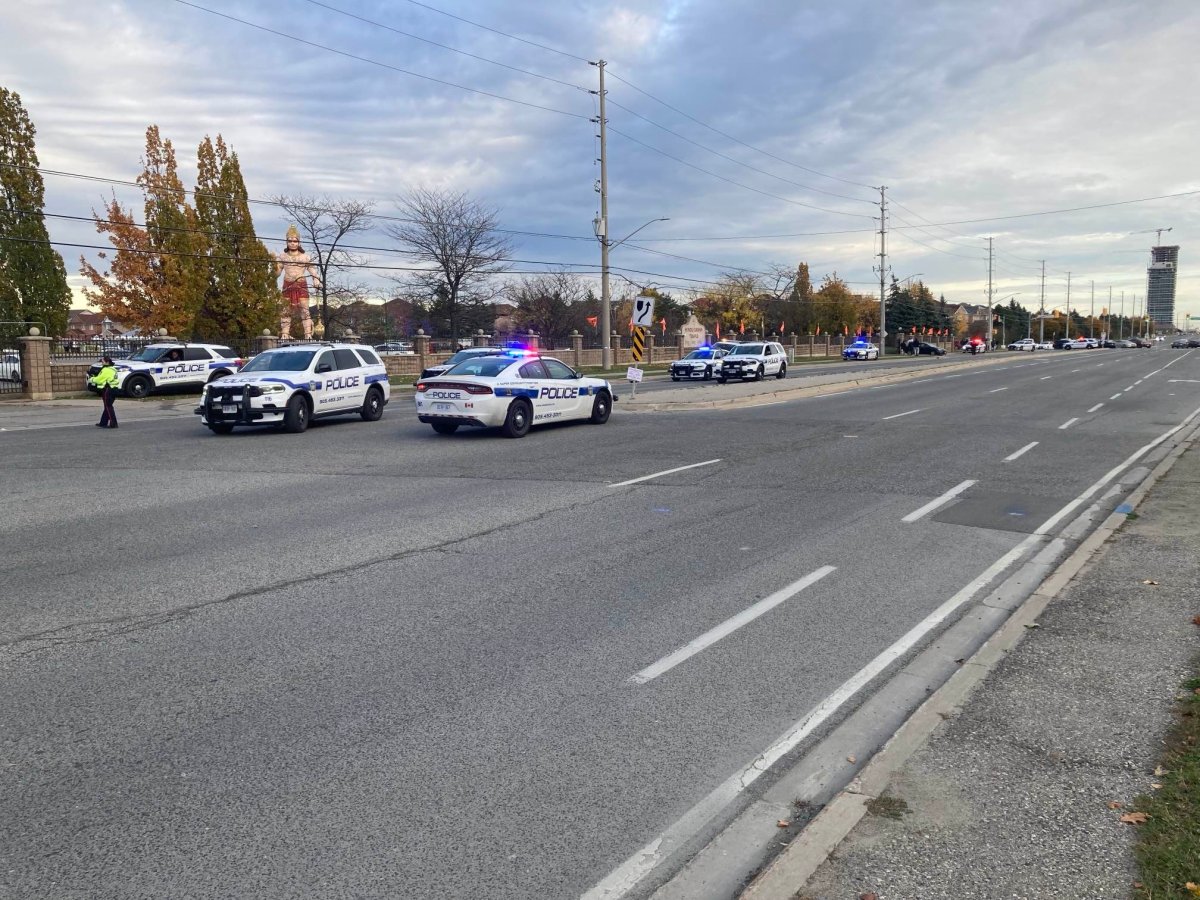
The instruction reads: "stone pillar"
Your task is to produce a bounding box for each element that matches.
[611,331,621,353]
[525,329,539,351]
[789,332,798,351]
[570,330,583,369]
[342,329,358,344]
[414,329,429,372]
[253,330,279,356]
[645,333,655,364]
[17,329,52,400]
[676,330,685,359]
[473,329,489,348]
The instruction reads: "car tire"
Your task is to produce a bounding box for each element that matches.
[124,374,151,399]
[717,376,727,384]
[207,369,231,383]
[671,375,679,382]
[754,365,764,381]
[207,423,235,435]
[283,394,309,433]
[431,421,459,435]
[359,386,384,422]
[589,390,611,425]
[775,363,787,379]
[501,398,532,438]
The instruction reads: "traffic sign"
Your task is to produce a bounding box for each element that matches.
[633,295,655,329]
[631,325,646,361]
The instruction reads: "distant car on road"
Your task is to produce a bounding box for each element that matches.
[842,340,880,361]
[374,341,414,356]
[961,337,988,354]
[1059,337,1099,349]
[669,346,727,381]
[913,341,945,356]
[1006,338,1037,351]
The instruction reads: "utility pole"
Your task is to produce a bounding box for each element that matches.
[1089,281,1095,339]
[1065,271,1072,338]
[591,59,613,370]
[1120,290,1125,340]
[1107,287,1112,339]
[877,186,888,356]
[986,237,994,348]
[1038,260,1046,344]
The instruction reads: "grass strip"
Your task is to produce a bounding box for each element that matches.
[1133,667,1200,898]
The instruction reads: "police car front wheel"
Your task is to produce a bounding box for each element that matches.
[124,375,151,399]
[360,386,384,422]
[283,395,310,433]
[501,399,532,438]
[589,390,611,425]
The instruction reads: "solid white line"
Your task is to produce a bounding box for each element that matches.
[1087,403,1104,413]
[882,408,922,420]
[1110,393,1123,400]
[989,387,1007,393]
[1003,441,1038,462]
[609,459,721,488]
[584,403,1200,900]
[629,566,837,685]
[1059,417,1079,430]
[1143,349,1192,379]
[902,479,976,523]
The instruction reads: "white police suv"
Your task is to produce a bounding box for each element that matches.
[414,350,613,438]
[670,346,727,381]
[717,341,788,382]
[197,342,390,434]
[87,342,243,398]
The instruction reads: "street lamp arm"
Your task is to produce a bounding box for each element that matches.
[608,217,670,251]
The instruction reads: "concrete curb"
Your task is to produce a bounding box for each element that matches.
[739,418,1200,900]
[622,353,1017,413]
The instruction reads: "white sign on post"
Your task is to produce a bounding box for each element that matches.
[626,366,644,382]
[632,295,655,329]
[680,314,706,349]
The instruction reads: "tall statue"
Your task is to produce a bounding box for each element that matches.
[276,225,320,339]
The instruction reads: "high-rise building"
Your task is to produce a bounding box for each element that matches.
[1146,245,1179,331]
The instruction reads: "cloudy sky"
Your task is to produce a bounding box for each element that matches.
[4,0,1198,325]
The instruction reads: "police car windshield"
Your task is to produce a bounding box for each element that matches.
[241,349,317,372]
[684,349,715,359]
[444,356,514,378]
[730,344,766,355]
[127,346,169,362]
[444,349,498,365]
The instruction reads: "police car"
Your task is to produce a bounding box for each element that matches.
[670,346,727,381]
[197,342,390,434]
[717,341,788,382]
[420,347,506,380]
[842,340,880,360]
[414,350,613,438]
[87,342,244,398]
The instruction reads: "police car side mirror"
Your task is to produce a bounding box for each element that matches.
[316,363,332,373]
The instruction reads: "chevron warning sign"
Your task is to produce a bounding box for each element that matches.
[631,325,646,362]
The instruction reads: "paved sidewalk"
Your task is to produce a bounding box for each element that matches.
[787,444,1200,898]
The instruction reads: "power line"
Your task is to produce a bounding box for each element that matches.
[607,127,877,219]
[604,68,879,191]
[390,0,589,63]
[605,97,875,205]
[169,0,588,120]
[298,0,589,93]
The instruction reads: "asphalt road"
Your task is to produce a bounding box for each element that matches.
[2,347,1196,899]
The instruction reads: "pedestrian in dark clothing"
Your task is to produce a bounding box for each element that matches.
[89,355,119,428]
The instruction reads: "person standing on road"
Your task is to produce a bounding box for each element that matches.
[89,355,119,429]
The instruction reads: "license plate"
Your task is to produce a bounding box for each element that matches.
[221,404,238,414]
[434,402,452,412]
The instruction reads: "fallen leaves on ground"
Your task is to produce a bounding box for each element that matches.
[1107,801,1123,809]
[1185,883,1200,897]
[1191,615,1200,626]
[1143,579,1160,585]
[1154,765,1168,776]
[1151,783,1163,790]
[1120,811,1150,825]
[859,893,879,900]
[847,755,857,763]
[776,819,790,828]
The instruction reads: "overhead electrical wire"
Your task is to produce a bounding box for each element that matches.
[169,0,588,120]
[390,0,589,63]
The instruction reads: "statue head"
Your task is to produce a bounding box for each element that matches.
[285,224,303,253]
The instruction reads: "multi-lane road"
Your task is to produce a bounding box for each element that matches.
[2,347,1197,899]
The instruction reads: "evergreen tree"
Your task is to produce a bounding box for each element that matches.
[0,87,71,338]
[194,135,278,340]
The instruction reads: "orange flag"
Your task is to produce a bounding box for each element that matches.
[660,317,667,335]
[586,315,597,327]
[739,320,745,334]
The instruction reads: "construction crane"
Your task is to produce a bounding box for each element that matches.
[1132,227,1173,246]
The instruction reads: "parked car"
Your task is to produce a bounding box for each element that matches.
[86,342,244,398]
[961,337,987,354]
[1006,338,1037,351]
[419,347,506,380]
[913,341,945,356]
[1059,337,1099,349]
[0,351,20,382]
[1034,339,1055,350]
[374,341,414,356]
[1170,338,1189,348]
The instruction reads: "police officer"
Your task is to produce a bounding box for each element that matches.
[89,355,119,428]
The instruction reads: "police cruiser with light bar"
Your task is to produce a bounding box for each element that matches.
[196,342,390,434]
[414,349,613,438]
[86,342,243,398]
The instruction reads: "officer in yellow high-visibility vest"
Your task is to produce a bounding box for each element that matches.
[88,355,119,428]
